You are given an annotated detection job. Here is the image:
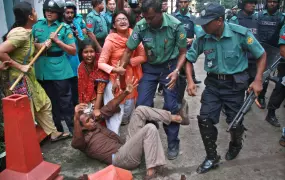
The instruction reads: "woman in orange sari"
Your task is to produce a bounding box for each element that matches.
[98,10,146,134]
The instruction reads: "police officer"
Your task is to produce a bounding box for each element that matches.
[86,0,108,48]
[229,0,268,108]
[257,0,285,110]
[119,0,187,160]
[124,0,143,28]
[173,0,202,106]
[162,0,168,13]
[33,0,76,134]
[226,5,238,20]
[265,22,285,127]
[103,0,116,33]
[64,1,85,107]
[185,3,266,173]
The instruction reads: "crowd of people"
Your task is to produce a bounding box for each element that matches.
[0,0,284,179]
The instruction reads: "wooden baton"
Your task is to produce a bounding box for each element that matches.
[9,23,64,91]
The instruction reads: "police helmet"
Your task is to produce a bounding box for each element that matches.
[43,0,65,21]
[265,0,280,9]
[43,0,65,13]
[128,0,139,9]
[237,0,257,9]
[65,1,77,15]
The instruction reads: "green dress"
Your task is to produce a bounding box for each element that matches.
[7,27,49,112]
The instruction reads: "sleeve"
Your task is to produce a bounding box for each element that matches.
[81,19,86,29]
[186,38,203,63]
[126,25,142,50]
[77,64,85,103]
[175,24,187,49]
[279,24,285,45]
[86,16,95,32]
[98,38,114,74]
[63,27,76,45]
[242,31,265,59]
[130,43,147,66]
[97,82,107,94]
[7,28,30,48]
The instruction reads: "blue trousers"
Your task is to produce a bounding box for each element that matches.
[39,79,74,134]
[137,60,180,149]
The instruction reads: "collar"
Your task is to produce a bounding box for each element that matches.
[92,9,100,16]
[204,23,233,40]
[175,11,191,18]
[161,13,169,27]
[43,19,61,26]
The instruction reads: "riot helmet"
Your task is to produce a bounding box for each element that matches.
[65,0,77,16]
[265,0,280,9]
[43,0,65,21]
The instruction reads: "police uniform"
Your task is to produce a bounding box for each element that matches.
[127,13,187,156]
[33,16,75,133]
[187,3,265,174]
[102,10,113,33]
[86,9,108,46]
[173,10,202,105]
[266,24,285,127]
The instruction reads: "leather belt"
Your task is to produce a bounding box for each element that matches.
[207,73,233,80]
[42,51,63,57]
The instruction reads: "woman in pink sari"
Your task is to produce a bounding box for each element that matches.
[98,10,146,134]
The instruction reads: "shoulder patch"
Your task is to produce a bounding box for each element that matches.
[247,36,254,44]
[68,33,73,39]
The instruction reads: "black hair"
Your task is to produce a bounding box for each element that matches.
[106,0,115,4]
[92,0,103,7]
[141,0,162,13]
[111,10,130,30]
[2,2,33,41]
[78,38,98,62]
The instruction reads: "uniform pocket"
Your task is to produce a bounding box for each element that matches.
[223,48,240,71]
[48,57,64,72]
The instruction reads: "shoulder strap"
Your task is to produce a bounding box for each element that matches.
[23,34,32,65]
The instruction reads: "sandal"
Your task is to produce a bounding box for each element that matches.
[51,132,71,143]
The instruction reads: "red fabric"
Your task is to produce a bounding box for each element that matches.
[78,53,109,104]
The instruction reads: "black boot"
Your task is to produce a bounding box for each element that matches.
[225,125,244,160]
[196,118,220,174]
[265,109,281,127]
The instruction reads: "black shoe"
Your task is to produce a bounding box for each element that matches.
[257,97,266,109]
[196,155,221,174]
[167,143,179,160]
[225,142,242,160]
[279,136,285,147]
[265,114,281,127]
[193,78,202,84]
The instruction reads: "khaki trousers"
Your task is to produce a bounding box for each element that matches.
[30,96,57,135]
[113,106,172,169]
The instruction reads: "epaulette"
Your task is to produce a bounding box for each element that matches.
[228,23,248,35]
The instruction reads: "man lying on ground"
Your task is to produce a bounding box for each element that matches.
[71,78,189,179]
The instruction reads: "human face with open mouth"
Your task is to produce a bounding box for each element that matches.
[82,45,96,66]
[113,13,130,33]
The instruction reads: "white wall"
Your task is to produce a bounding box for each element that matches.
[0,0,8,43]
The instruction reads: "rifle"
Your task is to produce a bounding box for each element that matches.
[227,57,282,131]
[9,23,63,91]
